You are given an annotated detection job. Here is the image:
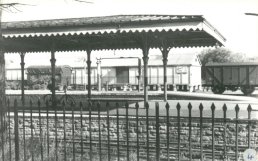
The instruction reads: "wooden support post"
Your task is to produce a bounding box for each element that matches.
[160,39,170,102]
[141,38,150,105]
[20,52,25,106]
[162,49,169,101]
[0,51,5,121]
[0,1,6,131]
[50,46,56,107]
[87,49,92,99]
[96,58,101,92]
[137,58,141,92]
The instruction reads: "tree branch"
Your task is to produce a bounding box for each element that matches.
[0,3,35,13]
[73,0,93,4]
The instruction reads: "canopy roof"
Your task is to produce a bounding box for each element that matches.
[2,14,226,53]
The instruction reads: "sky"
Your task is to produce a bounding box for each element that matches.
[2,0,258,67]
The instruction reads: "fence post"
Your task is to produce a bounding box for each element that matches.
[106,102,111,161]
[199,103,203,161]
[46,100,50,160]
[125,102,129,161]
[89,101,92,161]
[0,97,6,161]
[54,100,58,161]
[235,104,239,161]
[22,98,26,161]
[116,102,120,161]
[247,104,252,148]
[222,104,227,161]
[7,99,12,160]
[135,102,139,161]
[63,101,67,161]
[165,102,170,161]
[97,101,102,161]
[176,103,181,161]
[80,102,83,161]
[146,102,150,161]
[30,100,34,161]
[71,102,75,161]
[188,103,192,161]
[155,102,160,161]
[14,99,19,161]
[37,99,43,161]
[211,103,215,161]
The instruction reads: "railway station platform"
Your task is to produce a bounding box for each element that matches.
[6,89,258,102]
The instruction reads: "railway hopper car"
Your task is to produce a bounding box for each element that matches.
[203,62,258,95]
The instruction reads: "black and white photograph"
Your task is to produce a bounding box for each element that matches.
[0,0,258,160]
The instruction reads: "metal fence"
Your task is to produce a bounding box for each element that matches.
[0,98,257,161]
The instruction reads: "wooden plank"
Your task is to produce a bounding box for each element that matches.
[239,67,247,85]
[231,67,239,85]
[249,66,258,85]
[205,67,221,85]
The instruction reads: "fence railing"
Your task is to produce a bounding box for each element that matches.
[0,98,257,161]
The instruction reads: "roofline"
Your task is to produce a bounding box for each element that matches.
[202,19,226,45]
[2,14,206,31]
[2,14,204,23]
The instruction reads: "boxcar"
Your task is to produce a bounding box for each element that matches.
[71,53,202,91]
[203,62,258,95]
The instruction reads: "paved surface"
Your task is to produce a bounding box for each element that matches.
[6,90,258,119]
[6,89,258,102]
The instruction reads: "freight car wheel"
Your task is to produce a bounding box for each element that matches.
[241,87,255,95]
[211,86,225,94]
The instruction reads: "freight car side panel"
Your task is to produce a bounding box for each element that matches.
[249,66,258,85]
[174,68,180,84]
[239,67,247,85]
[149,67,158,84]
[223,67,239,85]
[116,67,129,84]
[158,67,164,85]
[129,68,138,85]
[223,67,231,85]
[175,66,189,84]
[102,68,116,84]
[213,67,222,85]
[190,66,201,86]
[167,67,173,84]
[231,67,239,85]
[204,67,212,85]
[204,67,220,86]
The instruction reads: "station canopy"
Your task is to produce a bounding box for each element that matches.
[1,15,226,53]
